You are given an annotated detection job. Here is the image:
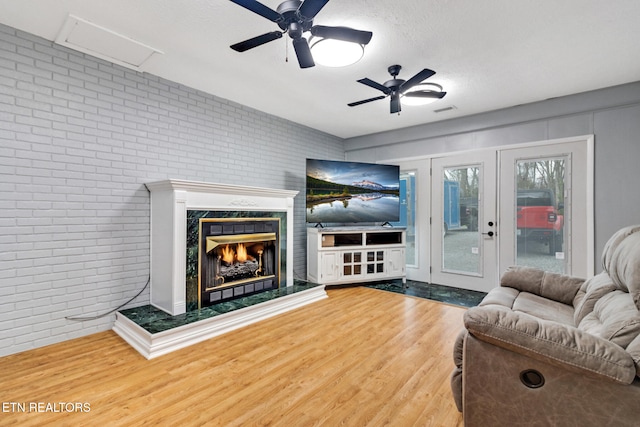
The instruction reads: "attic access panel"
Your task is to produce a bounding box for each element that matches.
[55,14,163,71]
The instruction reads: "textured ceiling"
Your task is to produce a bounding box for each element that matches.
[0,0,639,139]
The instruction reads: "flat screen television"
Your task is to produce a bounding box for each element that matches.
[306,158,400,224]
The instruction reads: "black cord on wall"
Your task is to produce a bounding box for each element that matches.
[66,184,153,322]
[65,276,150,321]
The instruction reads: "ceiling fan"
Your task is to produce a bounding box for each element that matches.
[228,0,373,68]
[348,65,447,114]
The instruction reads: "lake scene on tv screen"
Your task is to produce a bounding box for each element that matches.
[306,159,400,223]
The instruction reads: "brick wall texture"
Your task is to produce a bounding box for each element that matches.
[0,24,344,356]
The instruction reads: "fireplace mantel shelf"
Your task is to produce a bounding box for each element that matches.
[145,179,299,199]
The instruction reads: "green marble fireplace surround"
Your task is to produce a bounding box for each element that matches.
[186,212,286,311]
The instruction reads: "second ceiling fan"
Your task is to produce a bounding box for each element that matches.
[229,0,373,68]
[348,65,447,114]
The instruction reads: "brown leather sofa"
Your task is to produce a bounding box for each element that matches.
[451,225,640,426]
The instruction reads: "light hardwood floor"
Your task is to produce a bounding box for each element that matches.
[0,287,465,426]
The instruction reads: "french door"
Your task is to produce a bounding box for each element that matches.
[498,139,593,278]
[431,151,497,292]
[426,136,592,293]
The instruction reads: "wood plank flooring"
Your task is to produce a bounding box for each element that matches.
[0,287,466,426]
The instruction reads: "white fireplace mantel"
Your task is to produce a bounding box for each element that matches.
[146,179,299,315]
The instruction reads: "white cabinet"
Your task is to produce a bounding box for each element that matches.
[387,248,406,277]
[307,227,406,286]
[320,252,339,283]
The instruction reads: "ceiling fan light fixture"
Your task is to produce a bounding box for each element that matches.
[309,37,364,67]
[402,83,445,106]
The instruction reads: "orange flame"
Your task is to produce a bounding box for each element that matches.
[220,245,235,264]
[219,243,255,264]
[236,243,248,263]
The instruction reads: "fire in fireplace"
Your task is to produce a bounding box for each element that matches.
[206,235,275,286]
[198,218,280,308]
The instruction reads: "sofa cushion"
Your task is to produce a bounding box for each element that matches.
[479,286,519,308]
[512,292,575,325]
[578,290,640,348]
[500,266,583,305]
[481,286,575,325]
[573,273,619,325]
[602,224,640,274]
[605,230,640,309]
[500,266,545,291]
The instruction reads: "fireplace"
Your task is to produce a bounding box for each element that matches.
[113,180,332,358]
[146,179,298,315]
[198,218,280,307]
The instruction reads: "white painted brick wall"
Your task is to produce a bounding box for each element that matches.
[0,24,344,357]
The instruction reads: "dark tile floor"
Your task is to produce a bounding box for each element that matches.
[118,280,486,333]
[365,279,487,307]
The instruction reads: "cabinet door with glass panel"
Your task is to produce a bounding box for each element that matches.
[341,251,364,279]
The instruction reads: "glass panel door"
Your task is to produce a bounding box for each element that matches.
[499,137,594,279]
[427,136,591,291]
[515,158,566,273]
[432,151,497,292]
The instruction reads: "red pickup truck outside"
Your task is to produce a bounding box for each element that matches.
[516,189,564,255]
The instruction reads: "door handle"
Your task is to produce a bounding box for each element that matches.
[483,221,496,236]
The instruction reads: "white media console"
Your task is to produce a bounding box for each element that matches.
[307,227,406,286]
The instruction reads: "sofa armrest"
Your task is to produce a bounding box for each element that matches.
[500,266,584,305]
[464,305,636,384]
[450,329,467,413]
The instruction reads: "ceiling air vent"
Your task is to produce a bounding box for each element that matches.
[55,15,163,71]
[434,105,457,113]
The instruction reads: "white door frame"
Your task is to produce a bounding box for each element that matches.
[390,159,431,281]
[431,150,498,292]
[498,136,594,278]
[380,134,594,287]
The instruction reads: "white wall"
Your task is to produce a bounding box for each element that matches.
[344,82,640,270]
[0,24,344,356]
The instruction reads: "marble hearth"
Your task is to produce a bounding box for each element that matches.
[113,281,326,359]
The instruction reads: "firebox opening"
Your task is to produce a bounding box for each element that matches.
[198,218,281,309]
[205,233,276,290]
